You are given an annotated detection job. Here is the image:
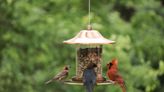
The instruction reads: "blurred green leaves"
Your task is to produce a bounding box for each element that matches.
[0,0,164,92]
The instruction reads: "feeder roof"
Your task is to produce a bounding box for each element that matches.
[63,30,115,44]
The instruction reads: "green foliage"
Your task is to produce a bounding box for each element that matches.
[0,0,164,92]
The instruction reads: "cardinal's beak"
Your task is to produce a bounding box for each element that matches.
[114,60,118,65]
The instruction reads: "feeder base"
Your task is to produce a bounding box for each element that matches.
[64,80,114,86]
[71,76,106,82]
[72,76,82,82]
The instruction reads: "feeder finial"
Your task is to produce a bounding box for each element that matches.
[87,25,92,30]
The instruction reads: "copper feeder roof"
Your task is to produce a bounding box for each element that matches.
[63,29,115,44]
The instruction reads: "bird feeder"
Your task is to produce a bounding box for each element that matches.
[63,26,115,85]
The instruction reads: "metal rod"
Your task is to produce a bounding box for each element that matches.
[87,0,92,30]
[88,0,91,25]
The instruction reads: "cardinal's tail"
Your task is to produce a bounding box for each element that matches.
[121,85,126,92]
[120,82,126,92]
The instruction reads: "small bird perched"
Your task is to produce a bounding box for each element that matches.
[45,65,70,84]
[106,59,126,92]
[83,63,97,92]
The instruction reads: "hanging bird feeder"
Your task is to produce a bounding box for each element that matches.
[63,25,115,85]
[63,0,115,85]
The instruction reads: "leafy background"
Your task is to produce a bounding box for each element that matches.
[0,0,164,92]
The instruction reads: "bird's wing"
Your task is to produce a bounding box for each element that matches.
[83,69,96,84]
[112,73,124,82]
[54,70,68,80]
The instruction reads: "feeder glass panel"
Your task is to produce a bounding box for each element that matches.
[75,45,103,80]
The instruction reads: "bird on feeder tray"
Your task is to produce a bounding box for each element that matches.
[106,59,126,92]
[45,65,70,84]
[83,63,97,92]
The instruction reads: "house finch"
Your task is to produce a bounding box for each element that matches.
[106,59,126,92]
[45,65,70,84]
[83,63,97,92]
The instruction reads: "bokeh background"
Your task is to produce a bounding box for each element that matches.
[0,0,164,92]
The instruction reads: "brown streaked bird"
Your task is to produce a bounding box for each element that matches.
[45,65,70,84]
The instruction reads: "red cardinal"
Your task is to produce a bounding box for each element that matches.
[106,59,126,92]
[45,65,70,84]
